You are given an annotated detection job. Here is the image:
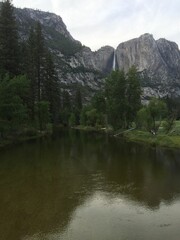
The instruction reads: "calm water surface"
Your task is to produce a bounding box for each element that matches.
[0,130,180,240]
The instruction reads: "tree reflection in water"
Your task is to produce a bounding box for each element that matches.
[0,130,180,240]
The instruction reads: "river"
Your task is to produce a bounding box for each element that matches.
[0,130,180,240]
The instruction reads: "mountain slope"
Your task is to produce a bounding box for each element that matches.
[14,7,180,99]
[14,7,114,100]
[116,33,180,98]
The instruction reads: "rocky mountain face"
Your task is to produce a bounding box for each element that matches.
[14,8,180,99]
[116,33,180,99]
[15,7,114,100]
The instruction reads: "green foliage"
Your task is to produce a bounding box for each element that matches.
[80,106,88,126]
[73,87,82,125]
[105,70,127,129]
[37,101,50,131]
[105,67,141,130]
[126,66,142,125]
[148,98,167,120]
[43,51,61,124]
[0,0,20,76]
[21,23,62,127]
[136,107,149,130]
[91,91,106,114]
[62,91,71,126]
[80,104,105,128]
[0,0,86,140]
[136,98,167,135]
[86,108,98,127]
[162,115,176,134]
[0,75,29,136]
[69,113,76,127]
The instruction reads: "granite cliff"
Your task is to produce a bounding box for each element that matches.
[14,8,180,99]
[116,33,180,99]
[15,7,114,99]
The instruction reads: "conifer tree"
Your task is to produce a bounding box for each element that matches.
[25,23,46,124]
[25,28,37,121]
[34,22,45,102]
[105,70,127,129]
[0,0,20,76]
[74,87,82,125]
[43,51,61,124]
[62,90,71,126]
[126,66,141,127]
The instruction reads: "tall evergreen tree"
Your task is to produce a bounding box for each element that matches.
[126,66,141,126]
[43,51,61,124]
[105,70,127,129]
[25,23,47,124]
[34,22,45,102]
[74,87,82,125]
[0,0,20,76]
[62,90,71,126]
[25,28,37,121]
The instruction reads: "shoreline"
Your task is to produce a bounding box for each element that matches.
[123,130,180,149]
[1,126,180,150]
[73,126,180,149]
[0,131,51,151]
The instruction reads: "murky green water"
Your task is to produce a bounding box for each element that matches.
[0,130,180,240]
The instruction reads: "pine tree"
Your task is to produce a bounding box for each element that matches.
[25,23,46,124]
[126,66,141,127]
[62,90,71,126]
[74,87,82,125]
[25,28,37,121]
[43,51,61,124]
[34,22,45,102]
[0,0,20,76]
[105,70,127,129]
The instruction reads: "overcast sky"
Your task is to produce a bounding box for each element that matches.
[13,0,180,51]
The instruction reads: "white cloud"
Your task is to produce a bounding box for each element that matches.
[13,0,180,50]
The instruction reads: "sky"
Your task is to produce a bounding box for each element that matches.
[13,0,180,51]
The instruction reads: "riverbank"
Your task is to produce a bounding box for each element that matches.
[1,125,180,150]
[121,130,180,149]
[0,129,52,150]
[73,125,113,133]
[73,125,180,149]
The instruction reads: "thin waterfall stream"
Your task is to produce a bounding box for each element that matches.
[113,50,116,70]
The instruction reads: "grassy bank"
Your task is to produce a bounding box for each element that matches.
[123,130,180,149]
[74,122,180,149]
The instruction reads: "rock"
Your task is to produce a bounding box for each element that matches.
[116,33,180,98]
[75,46,114,73]
[14,7,180,100]
[15,7,74,40]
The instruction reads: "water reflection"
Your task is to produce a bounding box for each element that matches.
[0,130,180,240]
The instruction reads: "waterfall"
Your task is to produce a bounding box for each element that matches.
[112,50,116,71]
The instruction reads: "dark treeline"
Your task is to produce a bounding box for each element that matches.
[0,0,59,138]
[0,0,83,140]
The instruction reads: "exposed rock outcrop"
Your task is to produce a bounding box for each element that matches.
[14,7,180,99]
[15,7,114,97]
[75,46,114,74]
[116,33,180,98]
[15,7,74,40]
